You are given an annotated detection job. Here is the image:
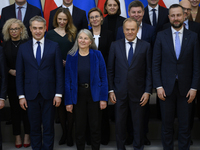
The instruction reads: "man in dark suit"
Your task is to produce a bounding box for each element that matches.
[153,4,200,150]
[143,0,169,33]
[0,0,42,40]
[108,18,152,150]
[0,46,7,150]
[16,16,63,150]
[48,0,88,31]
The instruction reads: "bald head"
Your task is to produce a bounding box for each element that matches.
[179,0,192,20]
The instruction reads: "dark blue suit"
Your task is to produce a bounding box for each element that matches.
[116,23,156,49]
[152,27,200,150]
[143,5,169,33]
[0,46,7,150]
[16,39,63,150]
[107,38,152,150]
[65,49,108,149]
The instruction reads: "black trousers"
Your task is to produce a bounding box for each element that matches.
[7,88,30,135]
[74,87,102,150]
[160,81,192,150]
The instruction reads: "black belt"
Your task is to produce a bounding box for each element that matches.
[79,83,90,88]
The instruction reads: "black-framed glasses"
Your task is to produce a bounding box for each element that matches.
[9,28,20,32]
[89,15,100,20]
[183,7,192,11]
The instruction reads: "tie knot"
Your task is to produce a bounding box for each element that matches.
[37,41,40,45]
[175,31,179,35]
[18,6,23,10]
[152,8,156,12]
[128,42,133,46]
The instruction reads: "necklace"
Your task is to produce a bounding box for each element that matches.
[12,40,21,47]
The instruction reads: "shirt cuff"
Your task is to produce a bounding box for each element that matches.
[19,95,25,99]
[109,90,114,93]
[0,98,5,101]
[190,88,197,91]
[156,86,163,89]
[55,94,62,98]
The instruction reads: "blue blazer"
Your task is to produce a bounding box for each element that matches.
[107,38,152,102]
[152,27,200,96]
[116,22,156,47]
[65,49,108,105]
[16,39,64,100]
[0,46,7,99]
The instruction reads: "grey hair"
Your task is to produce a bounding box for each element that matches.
[68,29,97,56]
[29,15,46,27]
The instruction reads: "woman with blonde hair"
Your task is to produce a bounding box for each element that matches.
[46,7,77,146]
[2,18,30,148]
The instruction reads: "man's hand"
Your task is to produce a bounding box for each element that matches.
[100,101,107,110]
[9,69,16,76]
[157,87,166,101]
[19,98,28,110]
[63,60,66,67]
[186,89,197,104]
[0,100,5,109]
[140,93,150,106]
[66,105,73,113]
[53,96,61,107]
[109,92,116,104]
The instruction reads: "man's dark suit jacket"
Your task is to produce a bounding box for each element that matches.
[152,27,200,96]
[116,22,156,47]
[48,5,88,31]
[107,38,152,101]
[102,15,125,39]
[90,28,114,65]
[0,46,7,100]
[143,5,169,33]
[163,21,200,44]
[16,39,63,100]
[0,2,41,39]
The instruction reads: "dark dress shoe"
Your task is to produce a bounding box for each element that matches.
[190,140,193,145]
[67,136,74,147]
[144,136,151,145]
[125,135,133,145]
[59,135,67,145]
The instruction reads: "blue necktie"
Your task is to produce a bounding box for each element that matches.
[152,9,157,26]
[128,42,133,66]
[36,41,41,66]
[175,31,181,59]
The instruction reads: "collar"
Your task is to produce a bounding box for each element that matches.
[184,19,189,25]
[125,37,137,44]
[148,4,159,12]
[171,26,184,34]
[62,3,73,9]
[32,37,44,45]
[15,2,27,9]
[139,22,142,28]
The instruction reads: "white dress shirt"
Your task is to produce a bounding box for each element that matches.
[148,4,159,26]
[62,4,73,15]
[125,38,137,59]
[171,26,183,52]
[15,2,27,22]
[93,34,100,48]
[184,19,189,30]
[137,22,142,39]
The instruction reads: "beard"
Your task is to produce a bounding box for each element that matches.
[170,21,183,29]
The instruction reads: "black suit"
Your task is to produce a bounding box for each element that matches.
[48,5,88,31]
[0,2,41,40]
[143,5,169,33]
[0,46,7,150]
[107,38,152,150]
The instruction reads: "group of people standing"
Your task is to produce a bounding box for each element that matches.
[0,0,200,150]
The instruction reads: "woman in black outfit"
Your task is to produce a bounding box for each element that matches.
[88,7,114,145]
[46,7,77,146]
[102,0,126,39]
[2,18,30,148]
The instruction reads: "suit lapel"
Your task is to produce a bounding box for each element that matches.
[40,39,50,66]
[119,39,129,67]
[178,29,189,60]
[129,38,141,67]
[145,7,151,25]
[28,40,38,67]
[11,4,16,18]
[23,3,31,26]
[90,49,95,84]
[141,23,147,40]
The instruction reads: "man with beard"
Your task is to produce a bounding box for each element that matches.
[152,4,200,150]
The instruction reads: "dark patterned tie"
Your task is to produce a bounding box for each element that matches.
[18,7,22,21]
[152,9,157,27]
[36,41,41,66]
[128,42,133,66]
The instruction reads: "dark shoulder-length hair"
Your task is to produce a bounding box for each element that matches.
[53,7,77,42]
[104,0,121,15]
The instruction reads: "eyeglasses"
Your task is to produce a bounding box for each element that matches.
[9,28,20,32]
[183,7,192,11]
[89,15,100,20]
